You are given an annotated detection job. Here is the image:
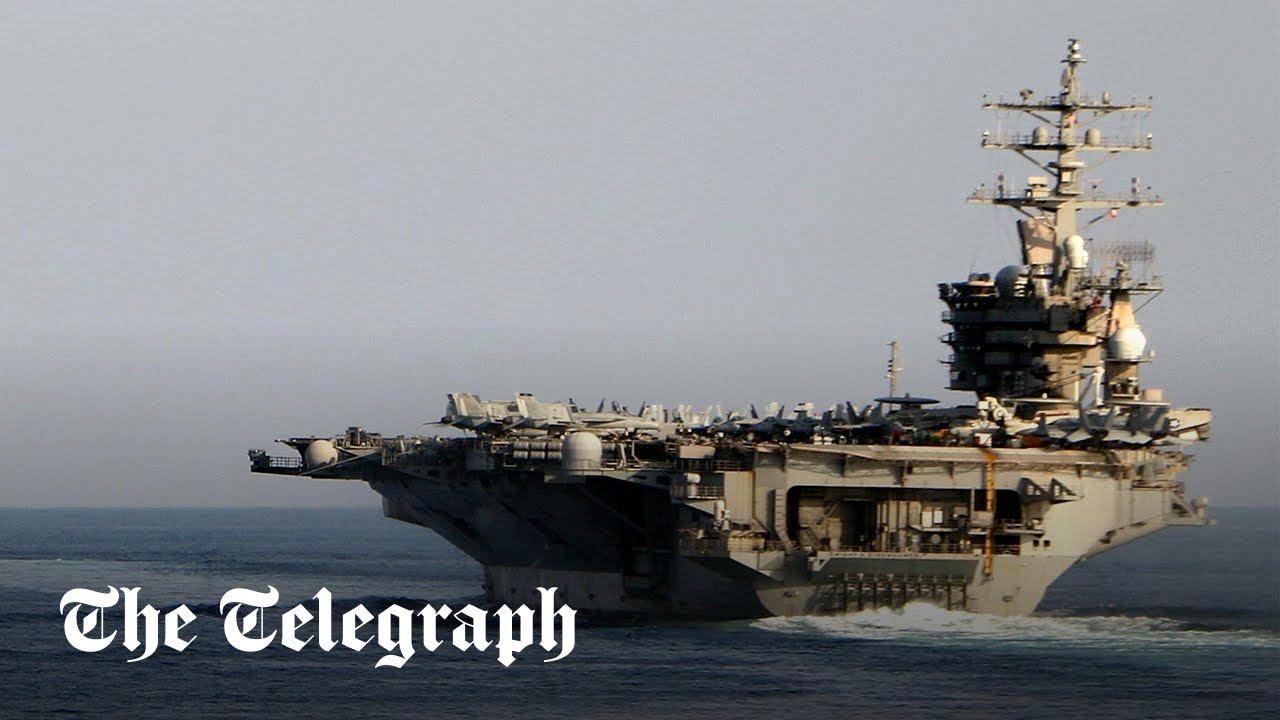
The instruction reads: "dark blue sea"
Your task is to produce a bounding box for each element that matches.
[1,507,1275,719]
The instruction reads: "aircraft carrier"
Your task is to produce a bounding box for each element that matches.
[249,39,1213,619]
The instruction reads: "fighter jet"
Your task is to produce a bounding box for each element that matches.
[442,392,662,435]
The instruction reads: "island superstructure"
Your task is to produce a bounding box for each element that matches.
[249,40,1212,619]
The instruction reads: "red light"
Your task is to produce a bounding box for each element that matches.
[1108,208,1118,218]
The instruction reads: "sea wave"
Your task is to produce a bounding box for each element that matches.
[751,602,1279,653]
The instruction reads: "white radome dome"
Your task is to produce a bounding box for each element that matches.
[1065,234,1088,270]
[1108,326,1147,361]
[561,432,603,472]
[304,440,339,468]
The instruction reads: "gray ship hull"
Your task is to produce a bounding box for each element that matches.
[334,440,1204,620]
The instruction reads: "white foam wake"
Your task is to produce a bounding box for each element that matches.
[752,602,1277,653]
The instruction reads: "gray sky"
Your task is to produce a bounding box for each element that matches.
[2,1,1275,508]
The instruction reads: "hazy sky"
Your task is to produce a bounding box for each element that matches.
[2,1,1275,508]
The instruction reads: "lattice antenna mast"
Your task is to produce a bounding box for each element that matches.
[968,38,1161,299]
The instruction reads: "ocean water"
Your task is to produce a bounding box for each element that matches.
[1,507,1275,719]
